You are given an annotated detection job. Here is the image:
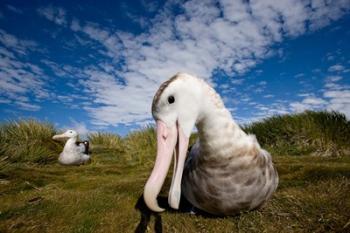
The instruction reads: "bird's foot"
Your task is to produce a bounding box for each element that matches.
[189,206,198,215]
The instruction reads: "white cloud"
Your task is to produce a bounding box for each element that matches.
[290,67,350,119]
[325,75,343,82]
[294,73,305,78]
[241,101,290,124]
[38,1,350,126]
[7,5,23,14]
[323,64,350,118]
[0,29,37,55]
[231,78,244,85]
[290,96,327,113]
[290,102,309,112]
[324,75,344,90]
[65,119,90,139]
[0,30,49,111]
[37,5,67,26]
[328,64,345,72]
[15,101,41,111]
[303,97,327,105]
[324,90,350,118]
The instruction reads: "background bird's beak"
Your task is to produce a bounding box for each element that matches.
[143,120,189,212]
[52,133,67,140]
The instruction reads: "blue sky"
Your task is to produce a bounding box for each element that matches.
[0,0,350,136]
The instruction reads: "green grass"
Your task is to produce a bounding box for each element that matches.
[0,111,349,232]
[123,126,157,165]
[89,132,124,150]
[244,111,350,156]
[0,155,349,233]
[0,120,63,164]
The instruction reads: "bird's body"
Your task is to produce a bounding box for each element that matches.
[53,130,90,165]
[75,141,90,155]
[143,73,278,216]
[182,101,278,215]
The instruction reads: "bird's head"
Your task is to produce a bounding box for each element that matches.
[52,130,78,140]
[144,73,205,212]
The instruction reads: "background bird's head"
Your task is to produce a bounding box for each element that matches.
[52,130,79,140]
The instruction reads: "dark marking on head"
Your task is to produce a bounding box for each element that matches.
[152,74,180,113]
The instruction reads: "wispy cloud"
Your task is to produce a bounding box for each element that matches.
[289,62,350,119]
[37,0,350,125]
[6,5,23,14]
[37,5,67,26]
[0,29,37,55]
[323,67,350,118]
[65,118,90,138]
[290,97,327,112]
[0,30,48,111]
[324,90,350,117]
[328,64,345,72]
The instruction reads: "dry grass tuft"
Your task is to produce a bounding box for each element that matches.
[0,120,62,164]
[244,111,350,156]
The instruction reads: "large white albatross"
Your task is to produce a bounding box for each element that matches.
[52,130,90,165]
[143,73,279,215]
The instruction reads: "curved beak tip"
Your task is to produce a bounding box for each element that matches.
[143,120,190,213]
[143,191,165,212]
[169,190,181,209]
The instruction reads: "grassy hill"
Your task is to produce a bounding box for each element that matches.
[0,111,349,232]
[243,111,350,157]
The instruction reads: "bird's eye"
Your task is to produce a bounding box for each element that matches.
[168,95,175,104]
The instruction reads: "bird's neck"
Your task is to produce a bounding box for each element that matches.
[196,106,255,159]
[64,137,77,151]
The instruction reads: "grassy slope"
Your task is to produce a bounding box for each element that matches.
[0,112,350,232]
[243,111,350,157]
[0,154,349,233]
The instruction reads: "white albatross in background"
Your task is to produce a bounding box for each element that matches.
[52,130,90,165]
[143,73,279,216]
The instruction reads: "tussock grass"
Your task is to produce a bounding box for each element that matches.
[0,120,63,164]
[88,132,124,153]
[0,112,350,232]
[2,111,348,167]
[88,127,157,165]
[244,111,350,156]
[124,126,157,165]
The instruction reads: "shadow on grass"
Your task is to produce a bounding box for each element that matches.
[134,195,163,233]
[134,194,231,233]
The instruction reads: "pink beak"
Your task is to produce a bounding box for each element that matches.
[143,120,189,212]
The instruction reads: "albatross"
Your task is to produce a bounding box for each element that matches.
[52,130,90,165]
[143,73,279,215]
